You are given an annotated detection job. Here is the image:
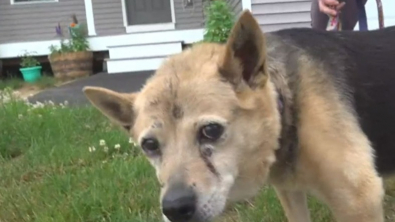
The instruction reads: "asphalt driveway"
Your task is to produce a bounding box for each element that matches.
[28,71,154,106]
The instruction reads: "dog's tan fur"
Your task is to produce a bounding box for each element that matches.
[83,10,385,222]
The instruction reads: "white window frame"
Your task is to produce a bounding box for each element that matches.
[11,0,58,5]
[121,0,176,34]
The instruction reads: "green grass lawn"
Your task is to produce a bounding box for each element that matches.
[0,75,57,91]
[0,88,394,222]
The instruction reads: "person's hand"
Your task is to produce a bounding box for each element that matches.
[318,0,346,17]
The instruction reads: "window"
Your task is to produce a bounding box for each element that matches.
[11,0,58,4]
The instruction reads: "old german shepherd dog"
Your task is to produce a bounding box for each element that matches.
[83,10,395,222]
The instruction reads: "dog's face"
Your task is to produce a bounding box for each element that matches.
[84,11,281,222]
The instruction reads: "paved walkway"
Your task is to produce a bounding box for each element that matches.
[28,71,153,106]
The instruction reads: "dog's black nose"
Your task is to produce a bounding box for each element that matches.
[162,183,197,222]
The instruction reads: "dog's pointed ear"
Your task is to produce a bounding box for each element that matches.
[220,10,267,87]
[83,86,136,130]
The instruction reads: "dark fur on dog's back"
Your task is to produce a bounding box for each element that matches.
[83,11,391,221]
[270,26,395,176]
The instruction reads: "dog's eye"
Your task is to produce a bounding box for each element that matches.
[141,138,160,155]
[200,123,224,142]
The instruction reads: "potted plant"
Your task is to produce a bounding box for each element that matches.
[48,14,93,80]
[19,51,42,83]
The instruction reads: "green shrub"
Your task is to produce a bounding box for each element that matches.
[203,0,235,43]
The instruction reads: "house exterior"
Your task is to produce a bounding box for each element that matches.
[0,0,393,74]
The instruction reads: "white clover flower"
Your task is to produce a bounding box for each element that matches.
[114,144,121,149]
[64,100,69,106]
[88,146,96,152]
[18,114,23,119]
[32,101,44,109]
[103,146,109,153]
[99,139,106,146]
[128,138,133,144]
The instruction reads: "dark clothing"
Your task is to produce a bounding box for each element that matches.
[311,0,368,30]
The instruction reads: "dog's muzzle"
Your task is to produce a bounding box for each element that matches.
[162,183,197,222]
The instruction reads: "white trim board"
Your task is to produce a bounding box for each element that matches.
[242,0,252,10]
[0,29,205,59]
[10,0,58,5]
[83,0,97,36]
[121,0,176,34]
[126,23,175,33]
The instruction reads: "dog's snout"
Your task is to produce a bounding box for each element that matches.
[162,183,197,222]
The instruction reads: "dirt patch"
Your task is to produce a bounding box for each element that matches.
[12,78,78,99]
[16,84,43,99]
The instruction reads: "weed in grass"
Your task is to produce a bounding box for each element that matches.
[0,88,394,222]
[35,75,57,89]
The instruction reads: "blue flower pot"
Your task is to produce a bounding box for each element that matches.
[20,66,42,83]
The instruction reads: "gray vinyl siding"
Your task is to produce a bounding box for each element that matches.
[92,0,125,36]
[226,0,243,17]
[92,0,205,37]
[251,0,312,32]
[0,0,86,44]
[174,0,205,29]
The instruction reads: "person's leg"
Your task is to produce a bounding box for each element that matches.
[311,0,330,30]
[311,0,368,31]
[340,0,368,30]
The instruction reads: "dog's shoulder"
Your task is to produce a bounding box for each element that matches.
[267,26,395,176]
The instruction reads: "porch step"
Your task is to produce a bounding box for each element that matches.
[106,41,183,73]
[108,41,182,59]
[106,56,167,74]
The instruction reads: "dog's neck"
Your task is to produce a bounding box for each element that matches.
[270,86,299,180]
[277,92,284,115]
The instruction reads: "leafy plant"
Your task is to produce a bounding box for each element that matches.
[203,0,235,43]
[49,14,90,55]
[68,22,90,52]
[19,51,40,68]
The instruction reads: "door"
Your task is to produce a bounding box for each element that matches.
[125,0,173,26]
